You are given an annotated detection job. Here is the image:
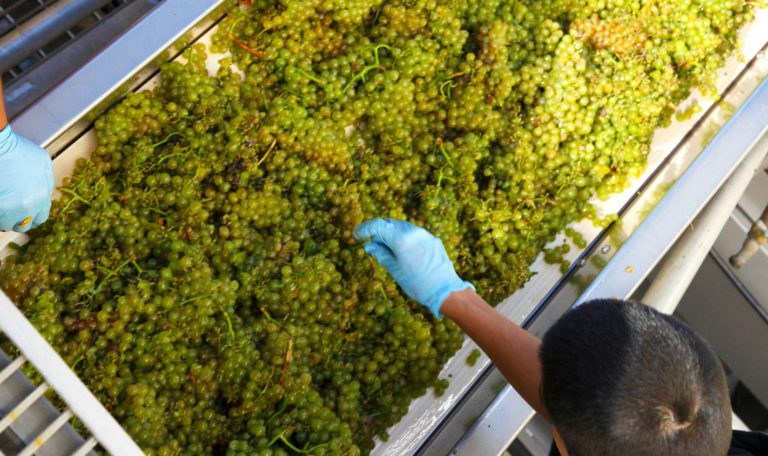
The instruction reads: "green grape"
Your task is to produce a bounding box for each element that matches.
[0,0,753,453]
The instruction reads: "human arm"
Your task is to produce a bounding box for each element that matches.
[441,289,550,420]
[355,219,549,419]
[446,290,570,453]
[0,80,55,232]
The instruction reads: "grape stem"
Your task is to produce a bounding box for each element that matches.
[290,435,329,454]
[228,17,268,58]
[260,306,278,324]
[279,337,293,387]
[219,307,236,340]
[267,428,288,447]
[343,44,392,92]
[71,354,86,371]
[147,149,192,174]
[152,132,182,148]
[436,168,455,188]
[295,67,326,85]
[255,139,278,169]
[179,295,206,305]
[439,69,470,100]
[229,34,268,57]
[439,80,457,100]
[266,427,328,454]
[60,188,92,214]
[94,258,133,294]
[438,144,455,169]
[130,260,144,276]
[279,435,305,453]
[258,368,274,399]
[267,402,289,425]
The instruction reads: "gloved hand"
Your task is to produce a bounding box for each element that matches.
[355,218,474,317]
[0,126,54,232]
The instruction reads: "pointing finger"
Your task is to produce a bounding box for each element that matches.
[363,241,396,268]
[355,218,389,241]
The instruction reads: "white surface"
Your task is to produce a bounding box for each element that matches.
[516,414,554,456]
[736,156,768,221]
[0,355,26,384]
[71,437,98,456]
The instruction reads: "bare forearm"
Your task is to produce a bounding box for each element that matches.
[0,80,7,130]
[441,289,550,421]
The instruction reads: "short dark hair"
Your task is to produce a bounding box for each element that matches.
[540,299,731,456]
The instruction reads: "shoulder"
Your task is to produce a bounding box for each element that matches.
[729,430,768,455]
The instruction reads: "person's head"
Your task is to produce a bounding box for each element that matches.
[540,299,731,456]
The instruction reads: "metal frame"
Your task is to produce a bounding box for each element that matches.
[450,77,768,456]
[11,0,225,148]
[0,0,58,38]
[3,0,162,119]
[0,0,115,74]
[641,139,768,314]
[0,291,142,455]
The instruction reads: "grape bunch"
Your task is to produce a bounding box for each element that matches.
[0,0,753,454]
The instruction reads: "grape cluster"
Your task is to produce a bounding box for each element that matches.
[0,0,752,454]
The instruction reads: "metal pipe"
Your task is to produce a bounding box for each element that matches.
[0,0,113,74]
[729,203,768,269]
[641,141,768,314]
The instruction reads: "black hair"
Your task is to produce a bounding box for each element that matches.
[540,299,731,456]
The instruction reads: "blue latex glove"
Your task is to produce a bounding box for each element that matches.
[355,218,474,317]
[0,126,54,232]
